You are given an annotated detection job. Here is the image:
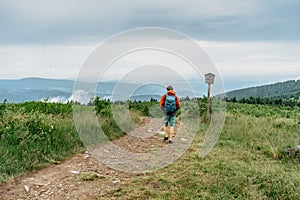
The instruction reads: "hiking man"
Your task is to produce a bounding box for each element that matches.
[160,85,180,144]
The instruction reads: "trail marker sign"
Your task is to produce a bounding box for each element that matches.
[205,73,215,84]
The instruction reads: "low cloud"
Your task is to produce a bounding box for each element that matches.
[41,96,68,103]
[68,90,91,104]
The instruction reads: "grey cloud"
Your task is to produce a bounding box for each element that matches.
[0,0,299,44]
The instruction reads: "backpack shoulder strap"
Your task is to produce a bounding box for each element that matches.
[164,93,168,104]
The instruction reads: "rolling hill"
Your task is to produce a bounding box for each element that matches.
[225,79,300,100]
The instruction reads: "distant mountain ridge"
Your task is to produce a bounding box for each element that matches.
[1,77,299,103]
[0,78,74,103]
[0,77,204,103]
[225,79,300,100]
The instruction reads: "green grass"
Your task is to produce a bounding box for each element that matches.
[100,102,300,199]
[78,171,106,181]
[0,102,139,183]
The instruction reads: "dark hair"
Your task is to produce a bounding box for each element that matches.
[166,85,173,91]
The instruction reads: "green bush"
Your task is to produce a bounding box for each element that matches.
[90,96,112,117]
[129,101,160,116]
[0,99,7,116]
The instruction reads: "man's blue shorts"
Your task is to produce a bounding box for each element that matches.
[164,115,176,127]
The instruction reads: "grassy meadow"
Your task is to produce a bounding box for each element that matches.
[1,99,300,199]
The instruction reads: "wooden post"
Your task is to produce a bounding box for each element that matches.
[205,73,215,122]
[206,83,211,121]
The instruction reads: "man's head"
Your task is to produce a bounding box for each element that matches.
[166,85,173,91]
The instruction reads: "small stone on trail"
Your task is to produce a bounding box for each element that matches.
[112,179,120,184]
[34,182,46,186]
[70,170,80,175]
[147,128,153,133]
[24,185,30,192]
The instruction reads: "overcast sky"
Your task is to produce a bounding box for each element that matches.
[0,0,299,84]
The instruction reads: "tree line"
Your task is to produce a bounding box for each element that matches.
[226,96,300,108]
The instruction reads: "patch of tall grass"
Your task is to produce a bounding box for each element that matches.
[0,103,83,183]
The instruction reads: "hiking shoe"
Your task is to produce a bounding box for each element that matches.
[168,140,173,144]
[163,136,168,141]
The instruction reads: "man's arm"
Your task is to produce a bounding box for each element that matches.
[160,94,166,110]
[175,96,181,111]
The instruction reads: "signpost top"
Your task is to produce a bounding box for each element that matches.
[205,73,215,84]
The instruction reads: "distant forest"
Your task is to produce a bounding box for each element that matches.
[225,80,300,100]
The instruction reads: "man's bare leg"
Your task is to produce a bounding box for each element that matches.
[163,126,169,140]
[169,126,175,141]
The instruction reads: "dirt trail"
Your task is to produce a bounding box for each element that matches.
[0,118,174,200]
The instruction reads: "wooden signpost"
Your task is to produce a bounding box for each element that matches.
[205,73,215,121]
